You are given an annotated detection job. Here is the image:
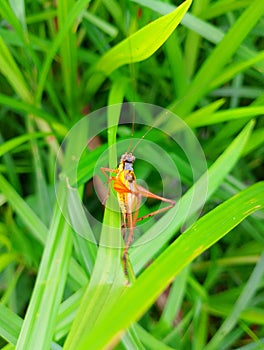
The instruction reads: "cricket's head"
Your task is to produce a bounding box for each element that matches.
[120,152,135,171]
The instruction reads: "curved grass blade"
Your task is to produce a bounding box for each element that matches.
[86,0,192,98]
[74,181,264,349]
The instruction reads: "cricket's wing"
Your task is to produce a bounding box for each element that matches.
[135,183,175,205]
[113,178,131,193]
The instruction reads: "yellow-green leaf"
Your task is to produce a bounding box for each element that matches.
[87,0,192,97]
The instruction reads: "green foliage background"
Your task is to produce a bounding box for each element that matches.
[0,0,264,349]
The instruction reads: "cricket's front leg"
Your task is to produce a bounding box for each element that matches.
[100,167,118,205]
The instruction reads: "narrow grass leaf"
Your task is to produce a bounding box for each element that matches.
[184,0,209,79]
[36,0,92,103]
[0,304,22,345]
[0,174,48,243]
[132,0,225,45]
[121,325,145,350]
[205,252,264,350]
[203,0,252,20]
[101,0,125,34]
[0,132,50,157]
[242,128,264,156]
[165,32,188,97]
[159,266,190,327]
[83,11,118,38]
[186,106,264,127]
[185,99,225,126]
[57,0,78,118]
[63,92,126,350]
[63,201,125,350]
[0,35,32,102]
[134,324,175,350]
[0,94,61,129]
[16,205,72,350]
[210,51,264,90]
[54,288,86,341]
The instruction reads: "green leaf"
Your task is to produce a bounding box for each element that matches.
[86,0,192,97]
[0,35,32,102]
[0,304,22,345]
[36,0,92,103]
[57,0,78,118]
[0,174,48,244]
[185,106,264,127]
[0,132,50,157]
[16,205,72,350]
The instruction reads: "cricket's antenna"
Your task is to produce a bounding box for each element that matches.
[130,123,153,154]
[131,110,169,154]
[127,32,136,153]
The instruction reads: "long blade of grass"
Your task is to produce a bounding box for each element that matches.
[0,174,48,243]
[0,35,32,102]
[57,0,78,118]
[185,106,264,127]
[36,0,92,103]
[74,181,264,349]
[16,205,72,350]
[0,304,22,345]
[184,0,209,79]
[0,132,49,157]
[0,304,62,349]
[205,252,264,350]
[209,51,264,90]
[63,84,126,350]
